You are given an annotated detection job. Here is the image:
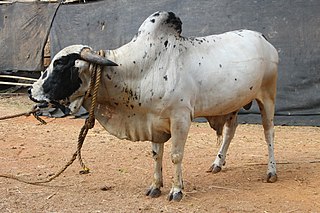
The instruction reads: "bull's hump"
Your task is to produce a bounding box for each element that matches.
[137,11,182,37]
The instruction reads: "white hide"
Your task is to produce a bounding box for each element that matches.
[91,29,278,143]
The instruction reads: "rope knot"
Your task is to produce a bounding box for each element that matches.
[85,117,95,129]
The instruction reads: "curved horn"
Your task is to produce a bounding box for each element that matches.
[80,48,118,66]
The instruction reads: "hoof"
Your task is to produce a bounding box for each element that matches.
[146,187,161,198]
[168,191,183,202]
[207,165,222,174]
[267,173,278,183]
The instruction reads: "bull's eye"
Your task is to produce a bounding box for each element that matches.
[53,57,68,68]
[53,59,62,67]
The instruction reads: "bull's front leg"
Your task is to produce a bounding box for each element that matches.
[146,142,164,198]
[168,114,191,201]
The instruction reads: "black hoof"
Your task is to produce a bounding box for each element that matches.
[212,165,222,173]
[168,191,183,202]
[207,165,222,173]
[146,187,161,198]
[267,173,278,183]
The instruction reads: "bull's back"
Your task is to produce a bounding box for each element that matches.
[185,30,278,116]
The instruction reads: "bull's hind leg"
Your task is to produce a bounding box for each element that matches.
[257,90,277,182]
[207,112,238,173]
[146,143,164,198]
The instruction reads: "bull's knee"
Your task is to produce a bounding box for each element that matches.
[171,153,183,164]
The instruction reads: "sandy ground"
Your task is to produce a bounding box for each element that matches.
[0,95,320,212]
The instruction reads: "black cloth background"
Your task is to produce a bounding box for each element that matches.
[0,2,59,71]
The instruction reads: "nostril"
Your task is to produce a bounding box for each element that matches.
[27,87,32,94]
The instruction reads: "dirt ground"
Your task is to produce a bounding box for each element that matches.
[0,95,320,213]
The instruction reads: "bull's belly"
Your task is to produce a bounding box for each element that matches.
[194,95,254,117]
[94,104,171,143]
[193,82,259,117]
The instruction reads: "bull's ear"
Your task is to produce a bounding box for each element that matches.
[80,48,118,66]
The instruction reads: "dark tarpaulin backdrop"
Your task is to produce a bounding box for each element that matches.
[0,2,59,71]
[1,1,320,126]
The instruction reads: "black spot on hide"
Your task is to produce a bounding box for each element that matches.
[143,52,147,59]
[236,33,244,37]
[163,75,168,81]
[164,40,168,47]
[152,151,157,157]
[219,64,222,68]
[153,12,160,17]
[106,74,111,80]
[250,86,253,90]
[43,53,82,101]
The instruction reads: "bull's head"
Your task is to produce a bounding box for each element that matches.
[28,45,117,114]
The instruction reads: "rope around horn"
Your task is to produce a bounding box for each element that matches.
[0,50,104,184]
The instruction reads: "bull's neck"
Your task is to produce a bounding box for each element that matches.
[107,33,179,71]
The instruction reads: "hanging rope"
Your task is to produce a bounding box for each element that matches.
[77,50,105,174]
[0,50,104,184]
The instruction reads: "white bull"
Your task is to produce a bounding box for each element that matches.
[29,11,279,201]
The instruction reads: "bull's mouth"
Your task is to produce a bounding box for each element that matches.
[29,95,47,105]
[28,87,48,104]
[29,93,71,115]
